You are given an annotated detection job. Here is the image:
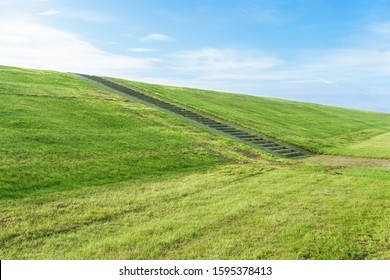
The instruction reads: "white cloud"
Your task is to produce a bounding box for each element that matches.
[38,9,60,16]
[309,48,390,79]
[171,48,282,73]
[0,19,159,76]
[370,22,390,37]
[282,77,338,86]
[198,72,297,80]
[128,48,155,53]
[40,9,112,22]
[0,1,111,22]
[63,10,112,22]
[141,33,171,41]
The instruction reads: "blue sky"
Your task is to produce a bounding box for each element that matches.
[1,0,390,112]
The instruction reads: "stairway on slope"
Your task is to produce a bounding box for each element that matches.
[77,74,310,159]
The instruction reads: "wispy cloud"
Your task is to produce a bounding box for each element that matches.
[370,21,390,37]
[171,48,282,73]
[315,49,390,76]
[63,10,112,22]
[128,48,155,52]
[0,19,160,75]
[141,33,171,41]
[38,9,60,16]
[1,0,111,22]
[282,77,338,85]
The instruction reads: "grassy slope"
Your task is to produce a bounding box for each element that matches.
[117,79,390,158]
[1,66,390,259]
[0,66,252,200]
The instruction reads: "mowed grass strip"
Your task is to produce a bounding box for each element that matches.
[115,79,390,158]
[345,131,390,157]
[1,164,389,259]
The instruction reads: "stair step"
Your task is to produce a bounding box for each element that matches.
[208,124,228,128]
[237,135,257,139]
[186,115,206,118]
[222,130,241,133]
[251,139,266,143]
[229,133,251,137]
[273,148,292,153]
[281,151,302,157]
[214,127,234,131]
[257,143,277,147]
[234,134,254,138]
[290,155,306,159]
[164,107,181,110]
[185,116,205,119]
[214,126,233,129]
[194,119,212,122]
[165,106,180,109]
[267,146,286,151]
[229,131,250,134]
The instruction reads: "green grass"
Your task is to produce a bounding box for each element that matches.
[347,132,390,157]
[1,65,390,259]
[116,79,390,158]
[2,164,389,259]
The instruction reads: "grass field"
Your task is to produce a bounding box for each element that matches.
[2,164,390,259]
[1,65,390,259]
[116,79,390,158]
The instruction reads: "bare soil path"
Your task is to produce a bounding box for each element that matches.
[303,155,390,170]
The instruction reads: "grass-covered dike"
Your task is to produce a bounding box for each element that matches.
[1,65,389,259]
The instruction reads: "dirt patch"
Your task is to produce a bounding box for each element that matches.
[233,148,263,159]
[2,92,78,99]
[303,155,390,170]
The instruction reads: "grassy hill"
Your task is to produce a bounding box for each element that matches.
[1,65,389,259]
[114,79,390,158]
[0,66,256,199]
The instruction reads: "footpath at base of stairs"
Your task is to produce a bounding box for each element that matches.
[76,74,311,159]
[303,155,390,170]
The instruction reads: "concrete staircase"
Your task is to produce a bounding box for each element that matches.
[77,74,310,159]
